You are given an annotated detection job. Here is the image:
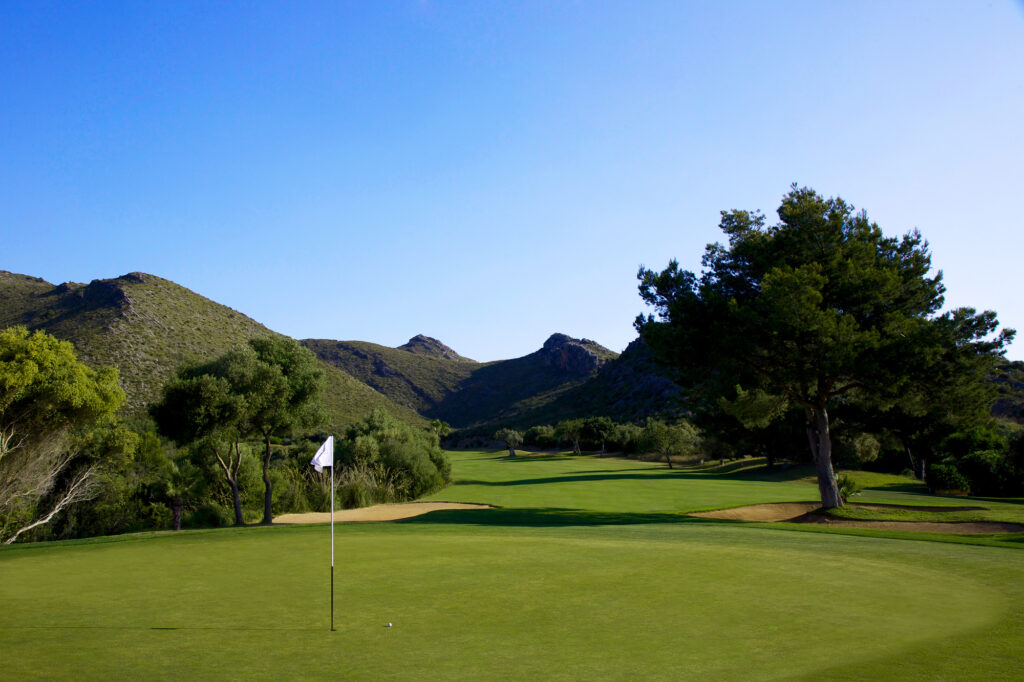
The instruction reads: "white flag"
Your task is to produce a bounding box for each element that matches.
[310,436,334,472]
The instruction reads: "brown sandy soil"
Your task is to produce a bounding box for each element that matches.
[274,501,493,524]
[692,502,1024,534]
[692,502,821,522]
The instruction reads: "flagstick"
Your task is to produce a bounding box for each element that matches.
[330,460,335,632]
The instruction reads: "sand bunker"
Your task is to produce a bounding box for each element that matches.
[692,502,1024,534]
[275,501,492,524]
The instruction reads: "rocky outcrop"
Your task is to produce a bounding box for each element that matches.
[592,337,685,408]
[537,333,613,375]
[398,334,474,362]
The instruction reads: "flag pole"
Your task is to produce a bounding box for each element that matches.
[330,456,335,632]
[311,436,336,633]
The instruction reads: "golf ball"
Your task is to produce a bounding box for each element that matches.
[387,622,392,627]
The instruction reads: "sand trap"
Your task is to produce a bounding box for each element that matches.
[275,501,493,524]
[692,502,1024,534]
[693,502,820,522]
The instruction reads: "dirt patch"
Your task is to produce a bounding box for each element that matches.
[692,502,1024,534]
[274,502,493,525]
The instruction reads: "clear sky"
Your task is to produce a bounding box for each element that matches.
[3,1,1023,361]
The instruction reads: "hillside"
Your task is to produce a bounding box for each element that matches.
[475,337,688,430]
[305,332,636,430]
[301,338,476,413]
[0,271,424,430]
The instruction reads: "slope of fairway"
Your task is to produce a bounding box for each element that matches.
[3,450,1024,679]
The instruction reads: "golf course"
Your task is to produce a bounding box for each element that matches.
[3,451,1023,680]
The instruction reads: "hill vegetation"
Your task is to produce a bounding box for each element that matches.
[0,271,423,430]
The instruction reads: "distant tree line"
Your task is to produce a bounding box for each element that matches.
[493,416,703,468]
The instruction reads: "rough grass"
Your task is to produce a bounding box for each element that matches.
[2,450,1024,679]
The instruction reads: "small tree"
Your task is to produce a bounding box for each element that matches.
[229,337,326,525]
[556,419,584,456]
[641,419,700,469]
[494,428,524,457]
[581,416,615,453]
[430,419,451,440]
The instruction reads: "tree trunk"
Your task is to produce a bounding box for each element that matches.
[665,452,673,469]
[507,446,516,458]
[261,433,273,525]
[906,446,917,478]
[172,502,183,531]
[807,406,842,509]
[231,480,244,525]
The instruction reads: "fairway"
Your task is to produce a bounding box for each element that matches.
[3,452,1024,680]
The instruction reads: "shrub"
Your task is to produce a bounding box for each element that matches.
[338,409,451,504]
[185,503,232,528]
[927,462,970,494]
[835,472,861,502]
[958,450,1010,497]
[524,425,556,449]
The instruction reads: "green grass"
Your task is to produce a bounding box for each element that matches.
[3,450,1024,679]
[425,451,822,513]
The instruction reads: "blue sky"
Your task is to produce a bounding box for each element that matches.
[3,1,1023,361]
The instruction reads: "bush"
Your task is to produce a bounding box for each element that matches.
[834,432,881,466]
[185,503,232,528]
[927,462,970,494]
[640,418,701,466]
[524,425,556,449]
[835,472,861,502]
[338,409,451,504]
[958,450,1011,497]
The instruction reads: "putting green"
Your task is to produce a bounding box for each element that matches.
[2,451,1023,679]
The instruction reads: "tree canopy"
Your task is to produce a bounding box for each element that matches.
[152,335,325,525]
[637,186,1013,508]
[0,327,124,542]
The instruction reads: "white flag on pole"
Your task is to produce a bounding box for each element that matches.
[310,436,334,472]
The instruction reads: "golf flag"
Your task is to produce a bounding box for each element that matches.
[311,436,334,472]
[310,435,337,631]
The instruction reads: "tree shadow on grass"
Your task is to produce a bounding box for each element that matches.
[451,473,685,487]
[488,454,819,482]
[400,507,707,527]
[451,466,815,488]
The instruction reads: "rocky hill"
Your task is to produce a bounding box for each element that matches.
[0,270,424,430]
[305,331,635,429]
[398,334,475,362]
